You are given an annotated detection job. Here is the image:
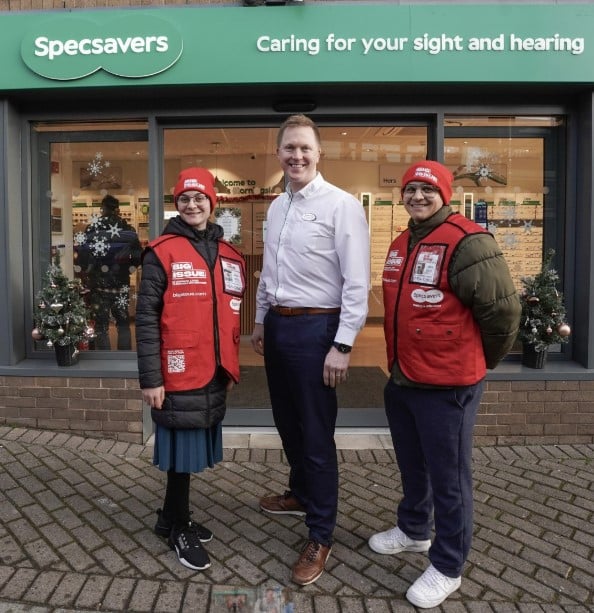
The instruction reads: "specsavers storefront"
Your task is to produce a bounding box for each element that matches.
[0,2,593,444]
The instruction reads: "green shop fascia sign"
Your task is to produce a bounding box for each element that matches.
[3,3,594,91]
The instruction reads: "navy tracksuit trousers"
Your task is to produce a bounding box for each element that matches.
[384,378,483,578]
[263,309,340,547]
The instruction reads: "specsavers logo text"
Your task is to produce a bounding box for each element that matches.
[21,14,183,80]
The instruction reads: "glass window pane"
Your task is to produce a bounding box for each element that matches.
[35,129,148,353]
[444,115,565,354]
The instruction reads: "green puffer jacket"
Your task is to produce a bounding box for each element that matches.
[392,206,521,387]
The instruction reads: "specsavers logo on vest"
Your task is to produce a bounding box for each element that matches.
[21,14,183,80]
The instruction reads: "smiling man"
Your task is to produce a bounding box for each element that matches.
[373,160,521,608]
[251,114,370,586]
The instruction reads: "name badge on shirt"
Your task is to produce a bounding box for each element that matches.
[411,245,446,286]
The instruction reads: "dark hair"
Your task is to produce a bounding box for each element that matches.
[101,195,119,212]
[277,114,321,147]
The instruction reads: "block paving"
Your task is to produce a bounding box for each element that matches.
[0,426,592,612]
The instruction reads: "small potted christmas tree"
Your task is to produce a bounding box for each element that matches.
[32,252,95,366]
[518,249,571,368]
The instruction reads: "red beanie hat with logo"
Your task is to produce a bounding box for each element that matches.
[173,167,217,212]
[401,161,454,204]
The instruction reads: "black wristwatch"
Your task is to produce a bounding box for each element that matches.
[332,342,352,354]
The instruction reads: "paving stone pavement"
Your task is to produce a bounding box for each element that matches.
[0,426,592,612]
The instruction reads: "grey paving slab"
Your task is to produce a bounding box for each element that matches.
[0,427,591,612]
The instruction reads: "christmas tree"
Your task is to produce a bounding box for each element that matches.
[32,252,94,351]
[518,249,571,352]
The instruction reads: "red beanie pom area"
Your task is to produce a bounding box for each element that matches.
[173,167,217,212]
[401,161,454,204]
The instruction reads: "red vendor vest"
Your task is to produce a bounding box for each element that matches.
[382,214,487,386]
[150,235,246,391]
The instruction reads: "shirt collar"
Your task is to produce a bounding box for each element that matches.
[286,172,324,199]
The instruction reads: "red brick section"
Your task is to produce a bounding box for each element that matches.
[1,376,593,445]
[0,375,143,443]
[475,380,594,446]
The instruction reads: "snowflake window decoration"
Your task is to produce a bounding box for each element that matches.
[502,206,517,224]
[502,233,518,249]
[90,237,109,257]
[115,287,130,310]
[453,159,507,186]
[88,213,102,227]
[86,152,110,177]
[106,223,122,239]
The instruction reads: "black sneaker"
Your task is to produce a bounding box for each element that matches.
[154,509,213,543]
[168,523,211,571]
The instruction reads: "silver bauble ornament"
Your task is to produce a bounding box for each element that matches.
[46,340,53,348]
[50,303,64,312]
[57,327,65,336]
[558,323,571,337]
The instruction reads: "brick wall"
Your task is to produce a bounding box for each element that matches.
[1,376,593,445]
[0,375,143,443]
[476,380,594,446]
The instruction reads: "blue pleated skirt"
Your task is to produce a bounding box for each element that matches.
[153,422,223,473]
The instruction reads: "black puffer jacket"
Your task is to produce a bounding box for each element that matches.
[77,213,142,289]
[136,216,228,429]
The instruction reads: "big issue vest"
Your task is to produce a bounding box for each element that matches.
[383,215,487,386]
[151,235,245,391]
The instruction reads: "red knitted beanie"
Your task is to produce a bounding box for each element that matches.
[401,161,453,204]
[173,167,217,212]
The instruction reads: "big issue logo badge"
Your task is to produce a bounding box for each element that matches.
[21,14,183,80]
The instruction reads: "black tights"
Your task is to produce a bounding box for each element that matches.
[162,470,190,528]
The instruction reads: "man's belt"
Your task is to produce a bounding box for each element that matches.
[270,305,341,316]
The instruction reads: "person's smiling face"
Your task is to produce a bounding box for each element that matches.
[402,182,444,223]
[176,191,211,229]
[276,125,321,192]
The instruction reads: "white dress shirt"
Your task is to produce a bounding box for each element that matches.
[255,173,370,346]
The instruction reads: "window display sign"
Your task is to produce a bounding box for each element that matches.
[214,208,242,246]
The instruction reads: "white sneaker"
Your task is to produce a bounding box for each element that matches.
[368,526,431,555]
[406,564,462,608]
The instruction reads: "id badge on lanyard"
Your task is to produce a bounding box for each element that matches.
[411,245,446,287]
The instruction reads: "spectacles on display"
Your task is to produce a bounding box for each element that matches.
[178,194,209,205]
[403,184,440,197]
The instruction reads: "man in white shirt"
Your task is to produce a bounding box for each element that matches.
[251,114,370,586]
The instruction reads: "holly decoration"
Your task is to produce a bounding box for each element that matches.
[33,252,94,348]
[518,249,571,352]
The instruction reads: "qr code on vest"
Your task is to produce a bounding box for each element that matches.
[167,350,186,373]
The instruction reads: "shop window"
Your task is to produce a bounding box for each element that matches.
[33,123,149,354]
[444,115,566,354]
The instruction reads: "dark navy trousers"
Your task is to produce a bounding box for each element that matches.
[384,378,484,578]
[263,309,340,547]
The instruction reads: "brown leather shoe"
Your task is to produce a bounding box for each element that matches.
[291,540,332,585]
[259,491,306,516]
